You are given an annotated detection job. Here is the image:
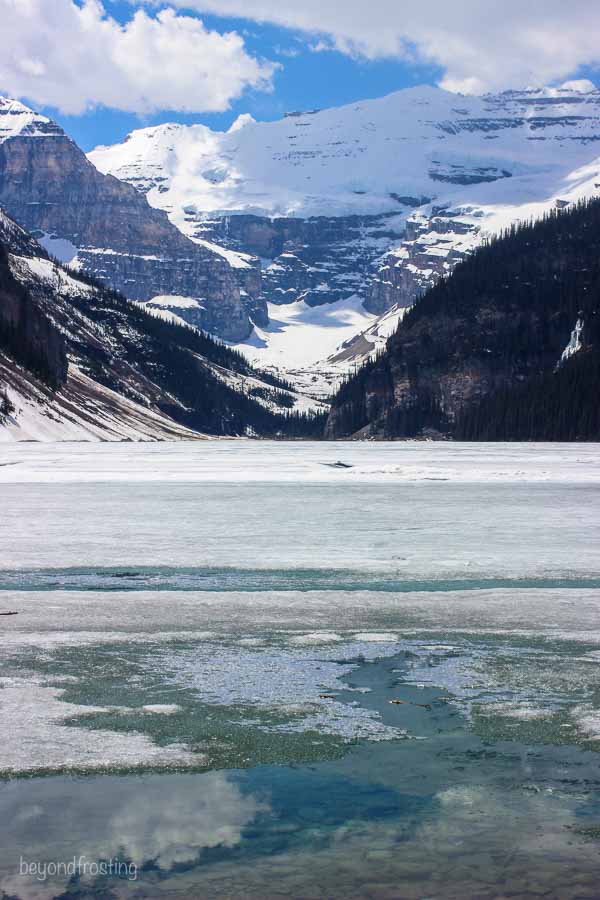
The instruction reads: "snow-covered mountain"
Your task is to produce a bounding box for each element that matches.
[88,82,600,219]
[89,82,600,387]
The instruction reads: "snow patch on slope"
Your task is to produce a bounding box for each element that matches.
[195,238,255,269]
[560,317,585,365]
[0,363,205,443]
[231,298,408,397]
[329,304,408,365]
[145,294,204,310]
[11,255,94,297]
[236,295,376,369]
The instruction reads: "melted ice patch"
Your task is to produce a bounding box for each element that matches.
[142,640,406,742]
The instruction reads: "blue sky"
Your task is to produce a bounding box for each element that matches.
[46,5,442,151]
[3,0,600,152]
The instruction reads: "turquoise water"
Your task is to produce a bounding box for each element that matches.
[4,646,600,898]
[3,567,600,592]
[2,442,600,898]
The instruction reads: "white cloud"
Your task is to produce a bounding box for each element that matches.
[158,0,600,93]
[560,79,597,94]
[0,0,276,114]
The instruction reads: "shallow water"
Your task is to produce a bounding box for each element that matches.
[1,441,600,899]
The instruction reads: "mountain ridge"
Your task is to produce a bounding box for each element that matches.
[5,84,600,420]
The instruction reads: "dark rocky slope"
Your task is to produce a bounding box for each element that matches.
[0,209,323,439]
[0,215,67,391]
[326,199,600,440]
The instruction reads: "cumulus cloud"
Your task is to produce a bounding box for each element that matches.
[159,0,600,93]
[0,0,276,114]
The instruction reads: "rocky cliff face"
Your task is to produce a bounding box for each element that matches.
[0,98,251,341]
[197,212,403,309]
[365,208,478,314]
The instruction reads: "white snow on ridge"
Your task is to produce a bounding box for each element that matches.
[9,254,94,297]
[195,237,255,269]
[136,296,205,330]
[0,97,52,142]
[89,84,600,222]
[0,364,205,443]
[145,294,204,310]
[372,305,407,340]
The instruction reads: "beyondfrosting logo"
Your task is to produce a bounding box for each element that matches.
[19,855,137,882]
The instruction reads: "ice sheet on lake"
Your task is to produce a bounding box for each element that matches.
[1,441,600,776]
[2,480,599,581]
[1,440,600,484]
[0,676,202,774]
[3,588,600,644]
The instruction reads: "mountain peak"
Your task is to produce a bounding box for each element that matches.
[0,95,54,143]
[228,113,257,133]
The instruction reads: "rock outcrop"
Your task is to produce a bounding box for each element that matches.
[198,212,403,308]
[365,208,478,314]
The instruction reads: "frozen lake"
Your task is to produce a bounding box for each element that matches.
[1,441,600,898]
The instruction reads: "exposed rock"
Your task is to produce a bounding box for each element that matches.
[365,210,478,314]
[196,212,404,310]
[0,98,251,341]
